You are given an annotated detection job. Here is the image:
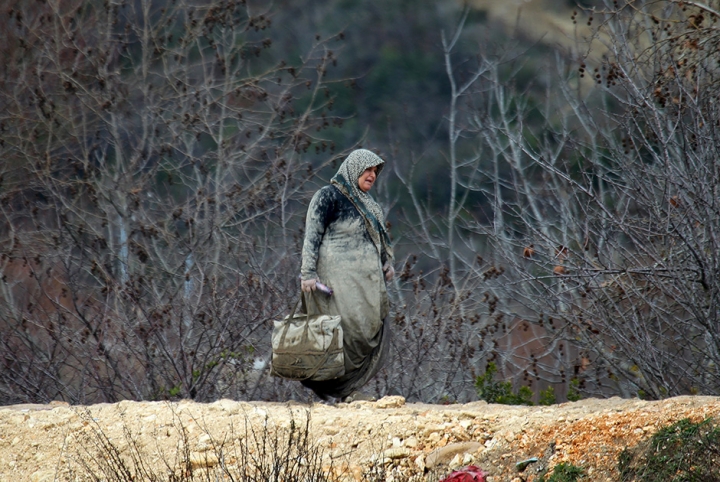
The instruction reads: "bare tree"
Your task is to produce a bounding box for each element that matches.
[460,0,720,400]
[375,11,518,403]
[378,0,720,404]
[0,0,352,403]
[567,0,720,398]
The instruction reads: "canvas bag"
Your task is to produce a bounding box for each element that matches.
[270,295,345,381]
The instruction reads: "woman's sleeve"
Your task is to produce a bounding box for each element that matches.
[300,188,332,279]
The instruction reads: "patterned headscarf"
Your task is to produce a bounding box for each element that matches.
[331,149,394,262]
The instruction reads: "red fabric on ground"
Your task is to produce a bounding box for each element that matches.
[439,465,487,482]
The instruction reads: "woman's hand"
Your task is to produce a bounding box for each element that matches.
[383,261,395,281]
[301,278,318,293]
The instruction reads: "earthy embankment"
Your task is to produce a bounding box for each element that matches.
[1,395,719,481]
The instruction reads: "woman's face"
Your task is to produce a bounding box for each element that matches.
[357,165,378,192]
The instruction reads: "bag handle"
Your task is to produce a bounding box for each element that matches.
[288,295,302,320]
[276,292,311,363]
[277,294,303,350]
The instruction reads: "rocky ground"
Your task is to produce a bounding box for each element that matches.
[2,395,720,482]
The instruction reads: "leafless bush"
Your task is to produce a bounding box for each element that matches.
[379,0,720,403]
[73,407,331,481]
[69,405,435,482]
[0,0,352,404]
[569,0,720,398]
[375,10,568,404]
[530,0,720,399]
[441,0,720,399]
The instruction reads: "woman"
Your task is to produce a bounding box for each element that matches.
[300,149,395,402]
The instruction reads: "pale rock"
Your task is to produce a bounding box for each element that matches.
[422,425,444,437]
[116,400,135,411]
[211,399,239,412]
[427,432,442,444]
[376,396,406,409]
[67,422,85,431]
[195,433,213,452]
[8,415,26,425]
[37,421,57,431]
[459,410,482,419]
[189,452,219,468]
[415,454,426,471]
[405,436,419,448]
[383,447,411,460]
[425,441,483,468]
[30,469,56,482]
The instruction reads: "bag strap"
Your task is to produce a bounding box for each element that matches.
[299,327,341,380]
[276,292,308,358]
[288,289,308,318]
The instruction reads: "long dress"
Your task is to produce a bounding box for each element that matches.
[299,184,390,399]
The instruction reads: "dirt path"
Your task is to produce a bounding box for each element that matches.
[1,395,719,481]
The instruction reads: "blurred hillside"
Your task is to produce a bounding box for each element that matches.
[469,0,589,49]
[265,0,605,217]
[268,0,593,171]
